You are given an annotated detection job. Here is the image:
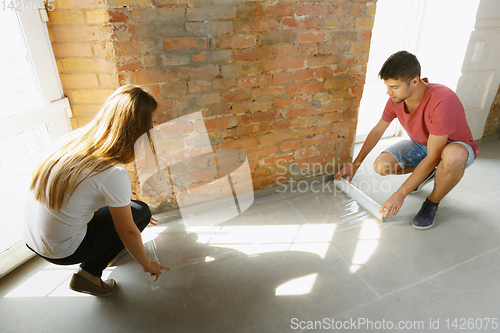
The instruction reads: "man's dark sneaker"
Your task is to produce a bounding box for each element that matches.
[412,198,439,230]
[411,168,436,193]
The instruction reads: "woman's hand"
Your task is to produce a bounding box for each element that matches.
[142,261,170,281]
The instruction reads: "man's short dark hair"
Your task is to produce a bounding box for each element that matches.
[378,51,421,82]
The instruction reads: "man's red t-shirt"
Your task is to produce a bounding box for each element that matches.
[382,78,479,158]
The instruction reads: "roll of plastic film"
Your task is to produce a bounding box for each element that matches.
[333,178,386,222]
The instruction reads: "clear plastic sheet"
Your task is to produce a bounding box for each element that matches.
[143,189,375,270]
[144,222,241,270]
[134,111,254,228]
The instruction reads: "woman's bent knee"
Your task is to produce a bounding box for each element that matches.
[131,200,152,223]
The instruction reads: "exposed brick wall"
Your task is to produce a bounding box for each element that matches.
[483,84,500,138]
[48,0,119,129]
[47,0,376,211]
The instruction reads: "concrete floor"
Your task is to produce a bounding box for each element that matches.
[1,137,499,333]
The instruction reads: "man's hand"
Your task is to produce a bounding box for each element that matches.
[334,163,361,182]
[380,191,406,218]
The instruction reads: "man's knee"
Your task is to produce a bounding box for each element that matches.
[440,144,469,170]
[373,153,398,176]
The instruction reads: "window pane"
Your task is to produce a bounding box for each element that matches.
[0,123,53,253]
[0,11,43,120]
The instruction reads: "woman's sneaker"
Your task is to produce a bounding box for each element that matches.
[412,168,436,193]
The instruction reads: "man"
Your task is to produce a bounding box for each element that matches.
[334,51,478,229]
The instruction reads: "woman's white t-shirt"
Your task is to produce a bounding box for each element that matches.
[23,164,131,259]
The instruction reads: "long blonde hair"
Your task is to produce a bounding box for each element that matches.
[30,85,158,211]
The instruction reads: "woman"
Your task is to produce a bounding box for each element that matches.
[24,85,168,296]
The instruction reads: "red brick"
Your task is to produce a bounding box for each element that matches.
[238,75,272,88]
[300,32,327,43]
[295,148,317,159]
[303,136,325,146]
[357,75,366,86]
[180,64,220,78]
[258,31,298,46]
[214,34,256,49]
[296,4,334,16]
[232,100,273,114]
[282,18,299,30]
[330,90,349,100]
[264,154,294,165]
[284,107,316,118]
[333,120,355,133]
[204,116,240,130]
[157,98,172,111]
[220,137,258,150]
[128,24,156,40]
[293,95,314,106]
[351,87,364,97]
[326,133,340,143]
[321,100,351,113]
[234,47,278,62]
[302,17,322,30]
[209,104,233,117]
[277,118,307,129]
[159,81,187,97]
[254,4,293,18]
[131,7,185,23]
[307,55,340,67]
[299,44,318,56]
[296,124,331,137]
[278,45,297,58]
[213,78,237,90]
[241,110,279,125]
[246,145,279,160]
[116,57,143,71]
[114,41,157,56]
[295,69,313,82]
[288,81,323,96]
[193,51,209,62]
[164,37,207,51]
[236,19,279,32]
[259,131,295,146]
[342,109,358,120]
[314,67,332,79]
[280,140,301,151]
[236,123,272,137]
[347,3,364,16]
[222,90,252,103]
[274,72,294,85]
[108,8,130,23]
[253,86,287,100]
[320,143,337,155]
[132,69,177,85]
[273,98,290,109]
[221,63,263,78]
[177,93,221,108]
[361,30,372,41]
[188,80,212,93]
[264,58,305,72]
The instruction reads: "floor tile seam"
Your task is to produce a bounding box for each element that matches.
[330,246,382,300]
[278,193,312,225]
[377,245,500,300]
[332,246,500,319]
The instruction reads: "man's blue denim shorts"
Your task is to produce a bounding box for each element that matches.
[383,140,475,170]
